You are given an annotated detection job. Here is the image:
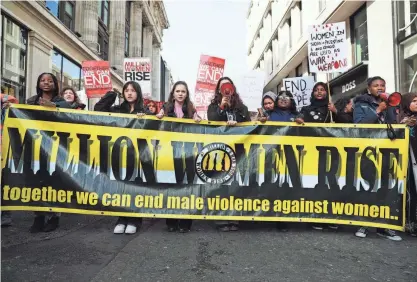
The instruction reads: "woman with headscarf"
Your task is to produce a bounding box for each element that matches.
[399,93,417,237]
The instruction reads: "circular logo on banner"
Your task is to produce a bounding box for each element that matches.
[195,143,237,184]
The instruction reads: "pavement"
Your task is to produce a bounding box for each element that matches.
[1,212,416,282]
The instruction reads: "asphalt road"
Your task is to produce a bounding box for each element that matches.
[2,212,416,282]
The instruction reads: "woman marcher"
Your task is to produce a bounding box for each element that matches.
[328,97,354,123]
[399,93,417,237]
[295,82,338,231]
[61,87,86,110]
[156,81,201,233]
[94,81,146,234]
[353,76,402,241]
[207,77,250,232]
[258,90,298,122]
[257,91,277,122]
[28,73,71,233]
[1,93,19,227]
[145,100,158,115]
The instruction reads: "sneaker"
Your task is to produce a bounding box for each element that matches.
[217,225,230,232]
[229,224,239,231]
[43,216,60,232]
[355,227,368,238]
[312,225,324,230]
[377,229,402,241]
[114,224,126,234]
[179,228,190,233]
[124,224,137,234]
[30,215,45,233]
[328,225,339,230]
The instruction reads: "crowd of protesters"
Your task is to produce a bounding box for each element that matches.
[1,72,416,242]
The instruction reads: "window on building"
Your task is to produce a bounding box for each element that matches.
[398,0,417,41]
[319,0,326,13]
[298,1,303,35]
[52,49,82,91]
[351,5,368,65]
[45,1,75,31]
[125,1,131,57]
[1,15,28,103]
[296,63,303,77]
[97,0,110,60]
[288,18,292,49]
[5,46,12,64]
[98,0,110,27]
[6,19,13,35]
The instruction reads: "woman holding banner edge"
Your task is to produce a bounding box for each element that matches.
[207,77,250,232]
[156,80,201,233]
[94,81,146,235]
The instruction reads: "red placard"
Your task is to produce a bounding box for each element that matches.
[82,61,113,98]
[193,55,225,119]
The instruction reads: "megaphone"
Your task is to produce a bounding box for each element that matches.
[220,83,235,96]
[379,92,402,107]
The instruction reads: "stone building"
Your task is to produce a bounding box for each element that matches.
[1,0,173,108]
[247,0,417,100]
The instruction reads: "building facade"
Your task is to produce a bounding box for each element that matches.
[1,0,173,108]
[247,0,417,100]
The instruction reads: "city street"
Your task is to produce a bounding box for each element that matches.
[2,212,416,282]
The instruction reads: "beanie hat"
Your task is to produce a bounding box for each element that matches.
[262,91,278,106]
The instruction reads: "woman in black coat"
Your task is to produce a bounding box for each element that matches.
[207,77,250,232]
[94,81,146,235]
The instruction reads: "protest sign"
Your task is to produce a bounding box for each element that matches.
[81,61,112,98]
[194,55,225,119]
[1,105,409,231]
[283,76,315,111]
[124,58,152,98]
[238,71,265,112]
[308,22,350,73]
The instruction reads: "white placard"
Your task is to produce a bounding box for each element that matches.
[238,70,265,112]
[282,76,316,111]
[123,58,152,98]
[308,22,350,73]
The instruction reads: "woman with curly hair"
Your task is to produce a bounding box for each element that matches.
[61,87,86,110]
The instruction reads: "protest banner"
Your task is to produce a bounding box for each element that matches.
[1,105,409,231]
[237,71,265,112]
[124,58,152,98]
[308,22,350,73]
[283,76,315,111]
[194,55,225,119]
[81,61,112,98]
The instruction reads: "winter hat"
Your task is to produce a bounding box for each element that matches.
[262,91,278,106]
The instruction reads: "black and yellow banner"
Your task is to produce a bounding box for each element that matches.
[1,105,409,231]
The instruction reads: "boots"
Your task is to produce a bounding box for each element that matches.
[30,215,45,233]
[43,216,60,232]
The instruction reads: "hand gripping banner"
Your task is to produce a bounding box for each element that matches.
[1,105,409,231]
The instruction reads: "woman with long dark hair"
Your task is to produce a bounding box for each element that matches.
[156,81,201,232]
[207,77,250,232]
[27,73,71,233]
[61,87,86,110]
[94,81,146,234]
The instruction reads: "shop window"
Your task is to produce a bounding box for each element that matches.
[45,1,75,31]
[52,49,82,91]
[1,15,28,103]
[350,5,368,65]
